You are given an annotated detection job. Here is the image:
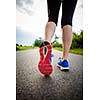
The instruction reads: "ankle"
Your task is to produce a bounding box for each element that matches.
[62,56,68,60]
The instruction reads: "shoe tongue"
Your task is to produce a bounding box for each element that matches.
[44,47,47,55]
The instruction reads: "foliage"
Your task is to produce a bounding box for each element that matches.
[52,31,83,49]
[52,30,83,55]
[34,37,43,47]
[70,48,83,55]
[16,43,19,46]
[16,45,34,51]
[20,44,22,47]
[54,47,83,55]
[52,42,62,48]
[52,34,59,44]
[71,31,83,49]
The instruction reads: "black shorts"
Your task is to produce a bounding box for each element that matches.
[47,0,77,28]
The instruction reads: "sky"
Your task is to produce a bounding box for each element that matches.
[16,0,83,45]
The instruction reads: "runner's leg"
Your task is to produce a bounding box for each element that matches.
[61,0,77,59]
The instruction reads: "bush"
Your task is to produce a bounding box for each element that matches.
[20,44,22,47]
[16,43,19,46]
[52,43,62,48]
[71,31,83,49]
[16,46,20,51]
[34,38,43,47]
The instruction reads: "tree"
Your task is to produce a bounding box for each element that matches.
[20,44,22,47]
[71,31,83,49]
[34,37,43,47]
[52,34,59,44]
[16,43,19,46]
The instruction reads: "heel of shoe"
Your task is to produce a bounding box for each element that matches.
[38,61,53,76]
[38,45,53,76]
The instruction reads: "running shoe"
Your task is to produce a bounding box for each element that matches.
[38,41,53,76]
[57,58,69,70]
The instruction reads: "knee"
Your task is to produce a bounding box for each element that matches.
[61,17,72,28]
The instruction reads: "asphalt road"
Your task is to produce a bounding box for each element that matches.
[16,49,83,100]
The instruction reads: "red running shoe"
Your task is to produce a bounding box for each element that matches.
[38,44,53,76]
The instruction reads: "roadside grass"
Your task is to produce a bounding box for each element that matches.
[16,46,39,51]
[16,46,83,55]
[54,47,83,55]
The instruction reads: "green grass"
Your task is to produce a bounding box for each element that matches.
[54,47,83,55]
[69,48,83,55]
[16,46,39,51]
[54,47,63,51]
[16,46,83,55]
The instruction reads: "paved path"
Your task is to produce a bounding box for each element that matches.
[16,49,83,100]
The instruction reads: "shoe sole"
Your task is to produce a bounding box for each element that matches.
[57,64,69,71]
[38,45,53,76]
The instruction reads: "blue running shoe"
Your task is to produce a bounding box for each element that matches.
[57,58,69,70]
[50,54,54,63]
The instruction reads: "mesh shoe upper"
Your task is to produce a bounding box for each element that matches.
[58,58,69,68]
